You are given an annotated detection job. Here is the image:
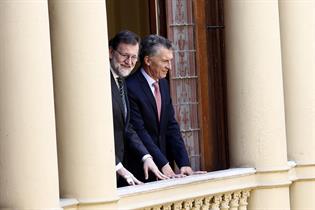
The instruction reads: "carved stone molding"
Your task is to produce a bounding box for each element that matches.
[141,190,251,210]
[182,199,194,210]
[239,190,251,210]
[201,196,212,210]
[220,193,232,210]
[229,191,241,210]
[210,195,222,210]
[172,201,183,210]
[162,203,172,210]
[192,197,203,210]
[152,206,162,210]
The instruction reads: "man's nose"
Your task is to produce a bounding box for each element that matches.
[124,57,132,65]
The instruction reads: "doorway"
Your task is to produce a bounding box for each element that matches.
[106,0,229,172]
[106,0,151,39]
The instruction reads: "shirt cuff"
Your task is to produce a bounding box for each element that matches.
[142,154,152,162]
[116,162,123,171]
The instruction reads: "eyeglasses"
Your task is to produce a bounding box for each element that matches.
[114,49,138,62]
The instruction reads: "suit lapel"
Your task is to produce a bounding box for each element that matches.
[136,71,159,119]
[159,80,167,122]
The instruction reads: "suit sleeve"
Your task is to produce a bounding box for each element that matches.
[125,121,150,159]
[115,155,121,166]
[165,98,191,168]
[128,91,169,169]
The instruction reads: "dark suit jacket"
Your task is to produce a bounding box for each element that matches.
[126,69,190,172]
[110,72,149,170]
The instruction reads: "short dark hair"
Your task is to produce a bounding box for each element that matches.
[109,30,140,50]
[139,34,173,64]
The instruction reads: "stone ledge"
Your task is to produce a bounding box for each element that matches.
[117,168,256,209]
[118,168,256,197]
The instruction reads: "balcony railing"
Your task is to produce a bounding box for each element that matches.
[61,160,315,209]
[61,168,256,210]
[117,168,255,210]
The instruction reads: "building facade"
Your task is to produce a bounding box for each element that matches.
[0,0,314,209]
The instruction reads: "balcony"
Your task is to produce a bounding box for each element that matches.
[61,168,255,210]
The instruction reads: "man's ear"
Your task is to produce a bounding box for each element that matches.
[144,56,150,66]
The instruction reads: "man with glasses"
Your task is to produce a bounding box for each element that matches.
[109,30,167,187]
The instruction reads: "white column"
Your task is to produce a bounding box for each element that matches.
[0,1,60,209]
[279,1,315,209]
[48,0,118,203]
[224,1,290,209]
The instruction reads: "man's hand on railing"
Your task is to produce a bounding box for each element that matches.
[117,166,143,186]
[180,166,207,176]
[162,163,185,178]
[143,157,169,180]
[180,166,193,175]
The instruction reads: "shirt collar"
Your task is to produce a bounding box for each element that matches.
[110,67,120,87]
[110,67,120,80]
[141,68,157,87]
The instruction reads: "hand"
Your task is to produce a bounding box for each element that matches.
[180,166,207,176]
[161,163,185,178]
[180,166,193,175]
[143,157,169,180]
[117,166,143,186]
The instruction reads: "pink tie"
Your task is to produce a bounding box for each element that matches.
[153,81,161,120]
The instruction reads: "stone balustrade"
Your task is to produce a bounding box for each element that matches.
[116,168,255,210]
[141,190,250,210]
[61,163,315,210]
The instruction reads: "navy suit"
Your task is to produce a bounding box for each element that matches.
[126,69,190,180]
[110,72,149,186]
